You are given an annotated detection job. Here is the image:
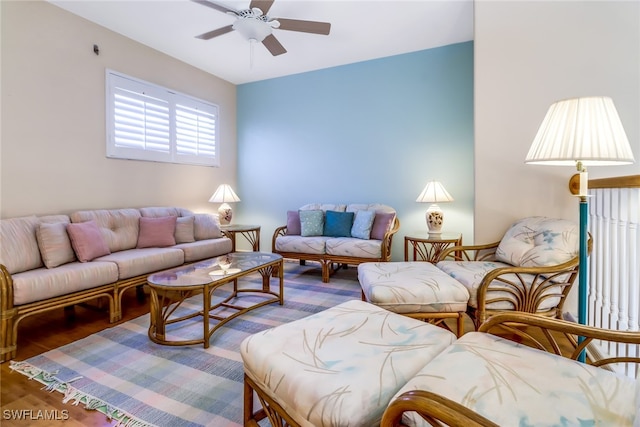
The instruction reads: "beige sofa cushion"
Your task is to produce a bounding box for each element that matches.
[393,332,636,427]
[193,213,223,240]
[174,216,196,243]
[0,216,43,274]
[13,261,119,305]
[70,209,141,252]
[36,222,76,268]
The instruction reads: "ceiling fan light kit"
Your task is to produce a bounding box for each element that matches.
[232,9,276,43]
[192,0,331,57]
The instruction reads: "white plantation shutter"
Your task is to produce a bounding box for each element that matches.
[106,70,219,166]
[176,102,217,161]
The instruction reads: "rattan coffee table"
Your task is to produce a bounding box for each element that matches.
[147,252,283,348]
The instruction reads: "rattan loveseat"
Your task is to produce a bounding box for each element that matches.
[272,203,400,282]
[0,206,232,362]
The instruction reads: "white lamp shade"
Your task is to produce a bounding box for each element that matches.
[525,97,635,166]
[416,181,454,203]
[208,184,241,203]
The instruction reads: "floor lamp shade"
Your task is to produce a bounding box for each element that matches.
[526,97,634,166]
[525,96,635,360]
[209,184,241,225]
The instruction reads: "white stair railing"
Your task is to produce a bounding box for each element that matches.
[587,175,640,377]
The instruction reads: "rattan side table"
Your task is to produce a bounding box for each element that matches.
[220,224,261,252]
[404,232,462,263]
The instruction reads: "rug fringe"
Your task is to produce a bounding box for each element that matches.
[10,361,156,427]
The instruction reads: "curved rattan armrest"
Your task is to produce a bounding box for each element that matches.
[0,264,13,312]
[437,241,500,262]
[271,225,288,252]
[379,217,400,260]
[381,390,498,427]
[478,256,580,286]
[479,312,640,366]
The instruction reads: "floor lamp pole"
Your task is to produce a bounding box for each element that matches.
[578,195,588,362]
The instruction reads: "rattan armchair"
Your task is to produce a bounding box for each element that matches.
[381,312,640,427]
[435,216,591,329]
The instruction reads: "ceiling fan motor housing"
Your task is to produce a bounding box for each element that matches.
[232,8,276,42]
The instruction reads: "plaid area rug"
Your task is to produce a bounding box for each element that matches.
[10,262,361,427]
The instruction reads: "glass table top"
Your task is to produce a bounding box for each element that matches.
[147,252,281,288]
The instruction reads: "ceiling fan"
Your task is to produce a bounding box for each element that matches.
[191,0,331,56]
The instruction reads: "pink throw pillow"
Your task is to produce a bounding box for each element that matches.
[137,216,177,248]
[286,210,301,235]
[370,212,395,240]
[66,220,111,262]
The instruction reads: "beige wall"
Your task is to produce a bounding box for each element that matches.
[474,0,639,242]
[475,0,640,315]
[0,1,237,218]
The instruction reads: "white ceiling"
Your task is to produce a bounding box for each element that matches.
[49,0,474,85]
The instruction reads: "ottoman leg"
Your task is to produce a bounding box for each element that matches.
[244,374,300,427]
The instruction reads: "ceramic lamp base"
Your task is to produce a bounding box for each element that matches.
[426,205,444,234]
[218,203,233,225]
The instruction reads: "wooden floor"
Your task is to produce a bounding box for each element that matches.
[0,292,150,426]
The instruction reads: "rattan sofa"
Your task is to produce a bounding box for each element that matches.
[240,300,640,427]
[0,206,232,362]
[272,203,400,282]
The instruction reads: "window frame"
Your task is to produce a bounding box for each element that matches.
[106,69,220,167]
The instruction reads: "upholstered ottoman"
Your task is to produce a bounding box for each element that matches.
[240,299,456,427]
[358,262,470,336]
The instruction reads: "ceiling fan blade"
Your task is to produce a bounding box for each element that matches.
[262,34,287,56]
[195,25,234,40]
[249,0,274,15]
[276,18,331,35]
[190,0,238,15]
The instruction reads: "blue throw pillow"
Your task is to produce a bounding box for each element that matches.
[351,210,376,239]
[299,210,324,236]
[323,211,354,237]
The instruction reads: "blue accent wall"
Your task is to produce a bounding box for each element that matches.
[236,41,474,259]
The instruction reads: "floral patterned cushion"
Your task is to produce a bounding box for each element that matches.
[358,262,469,313]
[241,299,456,427]
[325,237,383,258]
[495,216,579,268]
[274,235,329,254]
[393,332,637,427]
[436,260,562,309]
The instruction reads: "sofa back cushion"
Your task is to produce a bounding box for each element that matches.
[0,216,43,274]
[139,207,193,218]
[70,209,141,252]
[36,223,75,269]
[495,216,579,268]
[299,203,347,212]
[193,213,223,240]
[174,216,196,243]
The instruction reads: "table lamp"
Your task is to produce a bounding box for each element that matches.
[525,96,635,359]
[416,180,454,234]
[209,184,241,225]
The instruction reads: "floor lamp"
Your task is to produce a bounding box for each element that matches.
[525,97,635,360]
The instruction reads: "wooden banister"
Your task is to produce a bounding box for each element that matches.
[569,174,640,195]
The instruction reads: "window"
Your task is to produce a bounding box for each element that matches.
[106,70,219,167]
